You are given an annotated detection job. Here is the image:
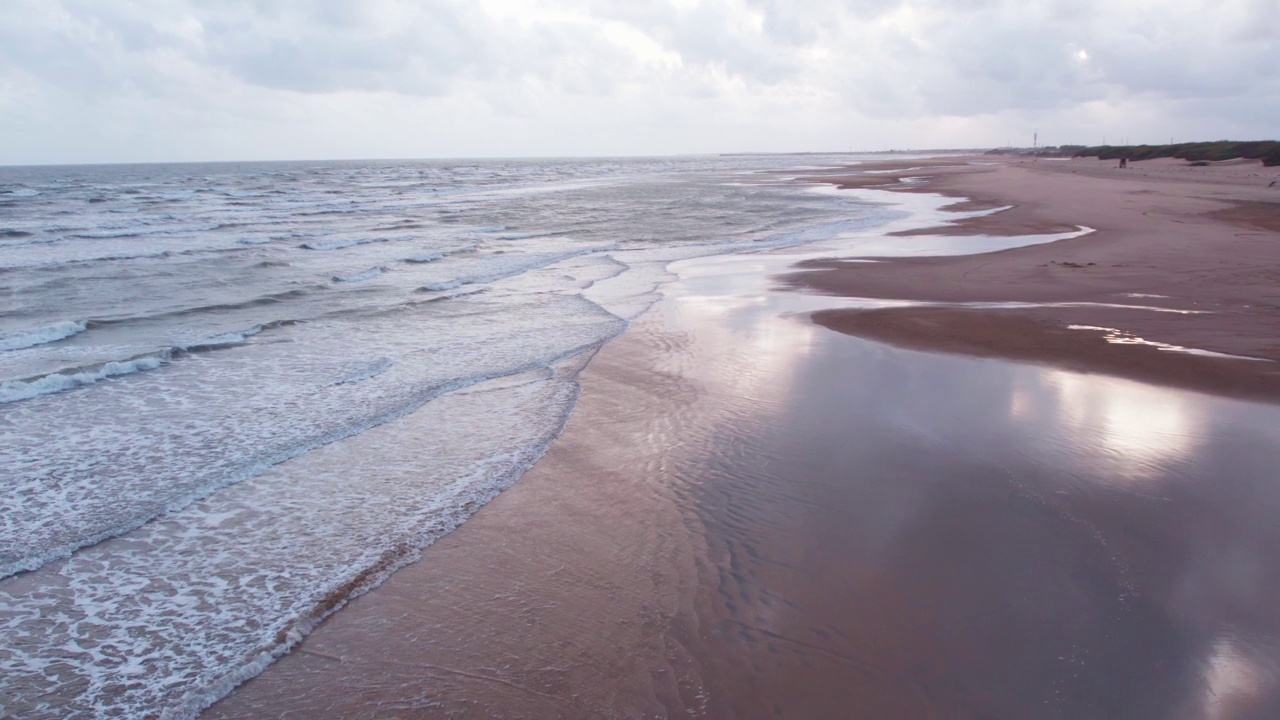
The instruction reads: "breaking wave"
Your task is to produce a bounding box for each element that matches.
[0,355,167,405]
[0,320,88,351]
[332,266,385,283]
[417,246,616,293]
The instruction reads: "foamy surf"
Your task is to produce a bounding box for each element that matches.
[0,354,166,404]
[0,320,88,351]
[416,245,617,293]
[0,153,903,718]
[2,357,591,720]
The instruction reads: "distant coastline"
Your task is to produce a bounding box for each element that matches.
[989,139,1280,166]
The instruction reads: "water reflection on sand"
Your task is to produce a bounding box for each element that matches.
[206,187,1280,719]
[665,248,1280,718]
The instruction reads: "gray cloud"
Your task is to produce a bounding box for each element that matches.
[0,0,1274,163]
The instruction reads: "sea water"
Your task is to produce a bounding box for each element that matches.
[0,155,902,718]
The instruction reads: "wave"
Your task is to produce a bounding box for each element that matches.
[2,229,33,238]
[166,354,604,720]
[301,236,396,251]
[67,224,223,240]
[402,288,487,307]
[297,208,359,217]
[236,238,273,245]
[0,338,610,582]
[1,323,266,404]
[0,320,88,351]
[0,235,55,249]
[270,231,328,241]
[67,229,145,239]
[177,326,264,353]
[403,253,444,264]
[496,230,568,241]
[416,245,615,293]
[419,279,468,292]
[87,288,314,328]
[0,238,287,271]
[174,450,546,719]
[0,355,167,405]
[332,266,385,283]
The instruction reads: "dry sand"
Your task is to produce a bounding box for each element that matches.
[787,156,1280,400]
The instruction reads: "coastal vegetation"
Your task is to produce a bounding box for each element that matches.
[1074,140,1280,166]
[988,141,1280,166]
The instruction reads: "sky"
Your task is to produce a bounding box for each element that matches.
[1,0,1276,164]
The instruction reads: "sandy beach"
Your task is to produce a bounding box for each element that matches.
[789,156,1280,400]
[207,155,1280,719]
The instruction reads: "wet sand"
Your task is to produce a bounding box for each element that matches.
[205,321,715,718]
[811,306,1280,403]
[786,156,1280,386]
[208,159,1280,719]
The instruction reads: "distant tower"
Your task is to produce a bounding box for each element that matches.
[1033,132,1038,149]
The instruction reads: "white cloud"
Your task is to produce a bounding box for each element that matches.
[0,0,1274,163]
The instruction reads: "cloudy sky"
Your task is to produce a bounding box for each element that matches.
[1,0,1275,164]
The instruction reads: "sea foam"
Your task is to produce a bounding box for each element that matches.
[0,153,900,718]
[0,320,88,351]
[0,355,166,404]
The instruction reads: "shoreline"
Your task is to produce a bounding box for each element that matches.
[787,155,1280,401]
[204,301,717,719]
[207,157,1280,718]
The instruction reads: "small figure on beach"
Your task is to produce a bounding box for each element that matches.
[1118,157,1129,169]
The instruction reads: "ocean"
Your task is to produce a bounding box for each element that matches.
[0,155,899,718]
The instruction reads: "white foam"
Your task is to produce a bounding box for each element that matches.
[0,355,166,404]
[0,320,88,351]
[416,245,617,294]
[0,359,591,720]
[0,153,930,717]
[1066,325,1273,361]
[0,293,628,580]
